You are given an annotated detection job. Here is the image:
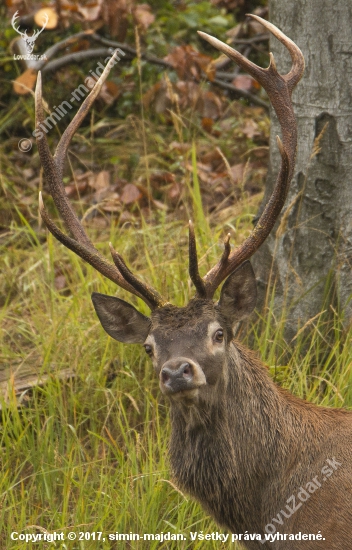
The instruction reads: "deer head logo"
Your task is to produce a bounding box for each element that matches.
[12,10,48,54]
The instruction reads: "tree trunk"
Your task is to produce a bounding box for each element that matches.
[253,0,352,335]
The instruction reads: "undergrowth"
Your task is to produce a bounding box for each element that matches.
[0,42,351,550]
[1,181,351,549]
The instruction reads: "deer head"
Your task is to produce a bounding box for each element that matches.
[12,10,48,54]
[35,16,304,403]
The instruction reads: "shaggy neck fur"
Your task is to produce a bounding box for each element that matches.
[168,341,347,547]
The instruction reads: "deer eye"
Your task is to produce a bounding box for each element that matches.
[144,344,153,357]
[214,329,224,343]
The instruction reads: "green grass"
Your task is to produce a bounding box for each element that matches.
[1,83,351,549]
[1,197,351,549]
[0,210,242,549]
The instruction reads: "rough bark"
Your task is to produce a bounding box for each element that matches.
[253,0,352,335]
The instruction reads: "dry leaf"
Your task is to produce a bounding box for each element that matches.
[78,0,103,21]
[93,187,119,203]
[164,45,214,81]
[242,120,260,139]
[120,183,142,204]
[34,7,58,29]
[88,171,110,191]
[102,0,130,40]
[229,163,246,183]
[64,180,88,198]
[149,171,175,188]
[101,198,121,212]
[54,274,67,291]
[201,117,214,133]
[13,68,37,95]
[168,181,181,201]
[232,75,256,92]
[152,199,168,211]
[98,81,121,105]
[133,4,155,31]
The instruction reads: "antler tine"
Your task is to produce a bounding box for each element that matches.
[195,16,304,299]
[198,15,304,180]
[36,53,166,310]
[39,193,159,309]
[54,51,121,178]
[202,139,289,298]
[188,221,206,298]
[109,244,168,309]
[247,14,305,91]
[35,51,122,244]
[35,71,94,249]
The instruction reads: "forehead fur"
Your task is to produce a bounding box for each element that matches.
[150,299,217,333]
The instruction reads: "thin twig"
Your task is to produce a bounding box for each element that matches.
[231,33,270,45]
[91,33,171,68]
[42,48,113,72]
[212,78,269,109]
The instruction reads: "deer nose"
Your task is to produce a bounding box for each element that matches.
[160,358,206,395]
[161,362,193,385]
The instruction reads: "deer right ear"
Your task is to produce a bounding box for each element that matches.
[91,292,151,344]
[218,261,257,325]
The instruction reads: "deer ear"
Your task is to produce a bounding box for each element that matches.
[91,292,151,344]
[218,261,257,324]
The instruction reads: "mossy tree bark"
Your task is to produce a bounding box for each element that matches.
[253,0,352,334]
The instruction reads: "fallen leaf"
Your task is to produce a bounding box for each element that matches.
[34,7,58,29]
[133,4,155,31]
[54,274,67,291]
[229,163,246,183]
[169,141,192,154]
[167,181,181,201]
[78,0,103,21]
[149,171,175,188]
[242,120,260,139]
[232,75,256,92]
[65,180,88,198]
[164,45,214,81]
[88,171,110,191]
[101,199,121,212]
[13,68,37,95]
[152,199,168,211]
[102,0,129,40]
[120,183,142,204]
[201,117,214,133]
[99,81,121,105]
[93,187,119,203]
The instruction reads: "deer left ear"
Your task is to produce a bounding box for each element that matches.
[218,261,257,324]
[91,292,151,344]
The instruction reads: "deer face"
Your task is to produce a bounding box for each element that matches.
[92,261,257,403]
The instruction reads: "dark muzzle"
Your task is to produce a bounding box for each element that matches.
[160,358,206,395]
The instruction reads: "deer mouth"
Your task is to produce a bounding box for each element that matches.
[160,360,206,397]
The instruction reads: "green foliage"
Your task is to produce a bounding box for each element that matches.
[148,1,234,49]
[1,183,351,548]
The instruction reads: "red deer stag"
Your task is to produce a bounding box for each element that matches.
[35,16,352,550]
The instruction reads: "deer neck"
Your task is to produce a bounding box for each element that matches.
[168,341,329,534]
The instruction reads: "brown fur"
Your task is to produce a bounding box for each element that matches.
[148,301,352,550]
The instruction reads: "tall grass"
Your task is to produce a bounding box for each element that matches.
[1,112,351,550]
[2,185,351,549]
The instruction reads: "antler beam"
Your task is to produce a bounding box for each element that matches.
[36,51,167,310]
[193,14,305,299]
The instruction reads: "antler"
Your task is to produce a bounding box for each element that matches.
[192,14,305,299]
[36,51,167,310]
